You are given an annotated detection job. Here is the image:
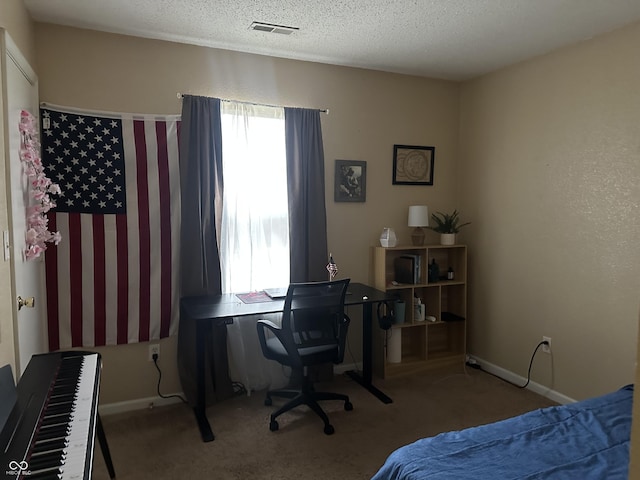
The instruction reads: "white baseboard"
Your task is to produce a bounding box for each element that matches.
[99,358,572,416]
[99,394,186,416]
[98,365,358,416]
[467,354,575,405]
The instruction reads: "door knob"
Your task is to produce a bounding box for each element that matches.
[17,296,35,310]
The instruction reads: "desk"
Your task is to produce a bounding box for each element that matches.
[181,282,393,442]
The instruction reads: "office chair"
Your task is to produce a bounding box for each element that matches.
[256,278,353,435]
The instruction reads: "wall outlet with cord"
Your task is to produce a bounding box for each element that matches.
[149,344,160,362]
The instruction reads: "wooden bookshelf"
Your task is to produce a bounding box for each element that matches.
[372,244,467,378]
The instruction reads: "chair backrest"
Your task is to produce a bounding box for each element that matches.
[281,278,351,364]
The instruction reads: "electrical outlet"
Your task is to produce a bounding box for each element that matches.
[148,344,160,361]
[542,336,551,354]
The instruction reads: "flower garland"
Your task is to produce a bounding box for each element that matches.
[19,110,61,260]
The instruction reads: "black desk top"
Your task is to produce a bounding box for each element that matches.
[181,282,391,321]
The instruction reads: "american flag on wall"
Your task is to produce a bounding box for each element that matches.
[40,106,181,350]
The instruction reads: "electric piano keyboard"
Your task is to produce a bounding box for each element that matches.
[0,351,115,479]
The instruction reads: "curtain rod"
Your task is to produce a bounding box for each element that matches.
[176,92,328,114]
[40,101,182,120]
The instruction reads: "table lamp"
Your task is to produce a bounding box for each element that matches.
[408,205,429,246]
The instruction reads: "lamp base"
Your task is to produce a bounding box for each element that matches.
[411,227,425,246]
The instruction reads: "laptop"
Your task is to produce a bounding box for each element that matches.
[263,287,289,299]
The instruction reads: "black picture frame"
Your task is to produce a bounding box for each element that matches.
[392,145,435,185]
[335,160,366,202]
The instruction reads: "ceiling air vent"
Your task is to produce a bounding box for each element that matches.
[249,21,299,35]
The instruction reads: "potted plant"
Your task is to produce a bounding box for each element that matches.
[428,209,470,245]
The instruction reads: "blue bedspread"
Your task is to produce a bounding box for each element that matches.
[372,385,633,480]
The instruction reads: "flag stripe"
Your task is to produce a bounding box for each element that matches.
[69,213,83,346]
[122,119,139,344]
[144,120,161,340]
[45,213,59,352]
[103,215,118,345]
[56,214,72,349]
[80,214,95,347]
[134,120,151,342]
[156,122,173,338]
[93,216,106,346]
[170,122,181,337]
[116,213,129,345]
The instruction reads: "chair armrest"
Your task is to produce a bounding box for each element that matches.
[256,318,280,333]
[256,319,299,364]
[256,319,281,353]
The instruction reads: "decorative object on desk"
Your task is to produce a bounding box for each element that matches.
[408,205,429,246]
[392,145,435,185]
[326,253,338,280]
[428,209,471,245]
[335,160,366,202]
[393,300,406,324]
[379,227,397,247]
[428,258,440,283]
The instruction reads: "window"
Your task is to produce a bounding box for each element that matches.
[219,102,290,293]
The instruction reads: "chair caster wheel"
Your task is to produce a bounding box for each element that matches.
[264,397,272,406]
[344,401,353,411]
[324,424,335,435]
[269,419,279,432]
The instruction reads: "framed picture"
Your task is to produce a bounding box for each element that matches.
[335,160,366,202]
[392,145,435,185]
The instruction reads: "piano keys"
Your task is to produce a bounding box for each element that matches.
[0,351,115,479]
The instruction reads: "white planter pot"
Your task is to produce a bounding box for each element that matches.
[440,233,456,245]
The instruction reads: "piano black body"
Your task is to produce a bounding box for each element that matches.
[0,351,115,479]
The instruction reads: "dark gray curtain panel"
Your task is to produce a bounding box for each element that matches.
[177,95,233,406]
[284,108,329,283]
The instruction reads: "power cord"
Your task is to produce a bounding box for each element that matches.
[466,340,549,389]
[152,354,188,404]
[232,382,247,396]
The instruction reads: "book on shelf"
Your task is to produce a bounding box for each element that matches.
[394,254,421,284]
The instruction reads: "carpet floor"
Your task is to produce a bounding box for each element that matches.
[92,366,557,479]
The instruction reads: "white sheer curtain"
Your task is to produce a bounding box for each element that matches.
[220,101,290,394]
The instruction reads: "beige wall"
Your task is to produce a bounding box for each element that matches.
[0,0,36,376]
[33,24,460,404]
[459,22,640,401]
[631,313,640,479]
[0,0,37,65]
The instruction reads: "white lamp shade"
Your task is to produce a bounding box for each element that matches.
[408,205,429,227]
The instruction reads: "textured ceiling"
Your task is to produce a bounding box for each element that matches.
[24,0,640,80]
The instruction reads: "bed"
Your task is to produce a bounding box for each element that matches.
[371,385,633,480]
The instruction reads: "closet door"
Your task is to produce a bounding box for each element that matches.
[1,30,46,376]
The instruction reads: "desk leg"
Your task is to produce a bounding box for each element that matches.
[194,318,215,442]
[346,302,393,404]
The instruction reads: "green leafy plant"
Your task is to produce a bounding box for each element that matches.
[428,209,471,234]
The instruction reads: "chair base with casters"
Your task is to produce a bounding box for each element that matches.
[264,368,353,435]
